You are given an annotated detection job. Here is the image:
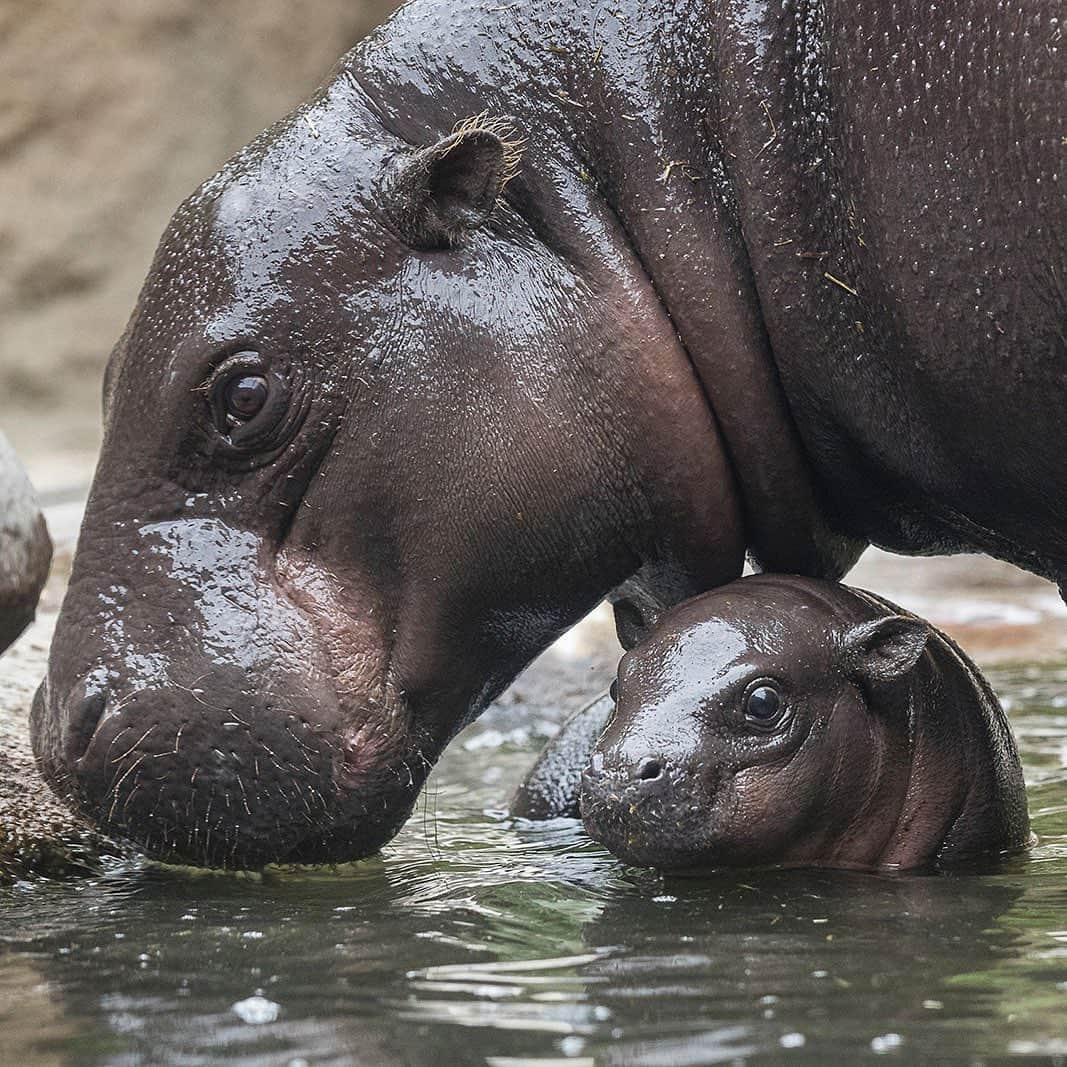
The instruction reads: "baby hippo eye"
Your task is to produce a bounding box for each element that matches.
[745,684,783,726]
[223,374,269,421]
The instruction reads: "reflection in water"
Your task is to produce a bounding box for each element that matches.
[1,666,1066,1064]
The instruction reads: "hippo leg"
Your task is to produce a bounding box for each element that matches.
[0,432,51,654]
[510,693,614,820]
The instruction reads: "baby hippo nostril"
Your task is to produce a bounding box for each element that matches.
[635,757,663,781]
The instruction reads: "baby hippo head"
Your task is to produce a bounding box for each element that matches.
[581,575,931,872]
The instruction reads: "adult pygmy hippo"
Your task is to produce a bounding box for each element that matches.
[0,431,51,654]
[32,0,1063,868]
[515,576,1031,872]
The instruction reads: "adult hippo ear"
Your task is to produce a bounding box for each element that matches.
[841,615,929,688]
[381,117,523,249]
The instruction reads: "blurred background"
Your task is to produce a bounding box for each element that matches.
[0,0,397,490]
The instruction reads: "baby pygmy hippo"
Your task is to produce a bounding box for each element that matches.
[512,575,1030,872]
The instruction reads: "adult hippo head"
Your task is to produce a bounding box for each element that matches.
[32,0,1063,867]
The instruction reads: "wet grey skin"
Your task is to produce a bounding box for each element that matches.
[516,575,1031,873]
[0,432,52,654]
[31,0,1064,869]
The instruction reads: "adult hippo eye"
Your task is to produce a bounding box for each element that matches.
[222,374,269,422]
[204,352,299,456]
[744,683,787,730]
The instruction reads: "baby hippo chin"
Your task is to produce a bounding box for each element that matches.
[579,575,1031,873]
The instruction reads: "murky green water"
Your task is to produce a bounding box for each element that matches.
[2,665,1067,1065]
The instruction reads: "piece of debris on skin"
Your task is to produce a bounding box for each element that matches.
[755,100,778,158]
[550,89,586,109]
[658,159,703,183]
[823,271,859,297]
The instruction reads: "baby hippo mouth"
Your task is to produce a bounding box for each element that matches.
[31,671,429,871]
[580,756,720,871]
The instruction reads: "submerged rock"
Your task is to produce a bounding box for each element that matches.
[0,698,121,882]
[0,625,121,882]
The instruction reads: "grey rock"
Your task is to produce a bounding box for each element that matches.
[0,431,51,654]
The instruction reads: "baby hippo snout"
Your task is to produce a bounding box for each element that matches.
[583,750,673,802]
[580,746,711,869]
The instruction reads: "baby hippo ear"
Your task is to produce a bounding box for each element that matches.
[841,615,929,686]
[381,117,523,250]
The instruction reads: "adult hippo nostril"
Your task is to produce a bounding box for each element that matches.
[29,677,107,795]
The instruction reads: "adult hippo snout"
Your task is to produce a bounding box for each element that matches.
[32,514,422,868]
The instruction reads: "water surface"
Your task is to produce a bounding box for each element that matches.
[2,664,1067,1065]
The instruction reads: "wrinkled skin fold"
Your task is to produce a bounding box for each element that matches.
[32,0,1065,868]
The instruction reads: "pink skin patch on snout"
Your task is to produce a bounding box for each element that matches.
[338,719,415,793]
